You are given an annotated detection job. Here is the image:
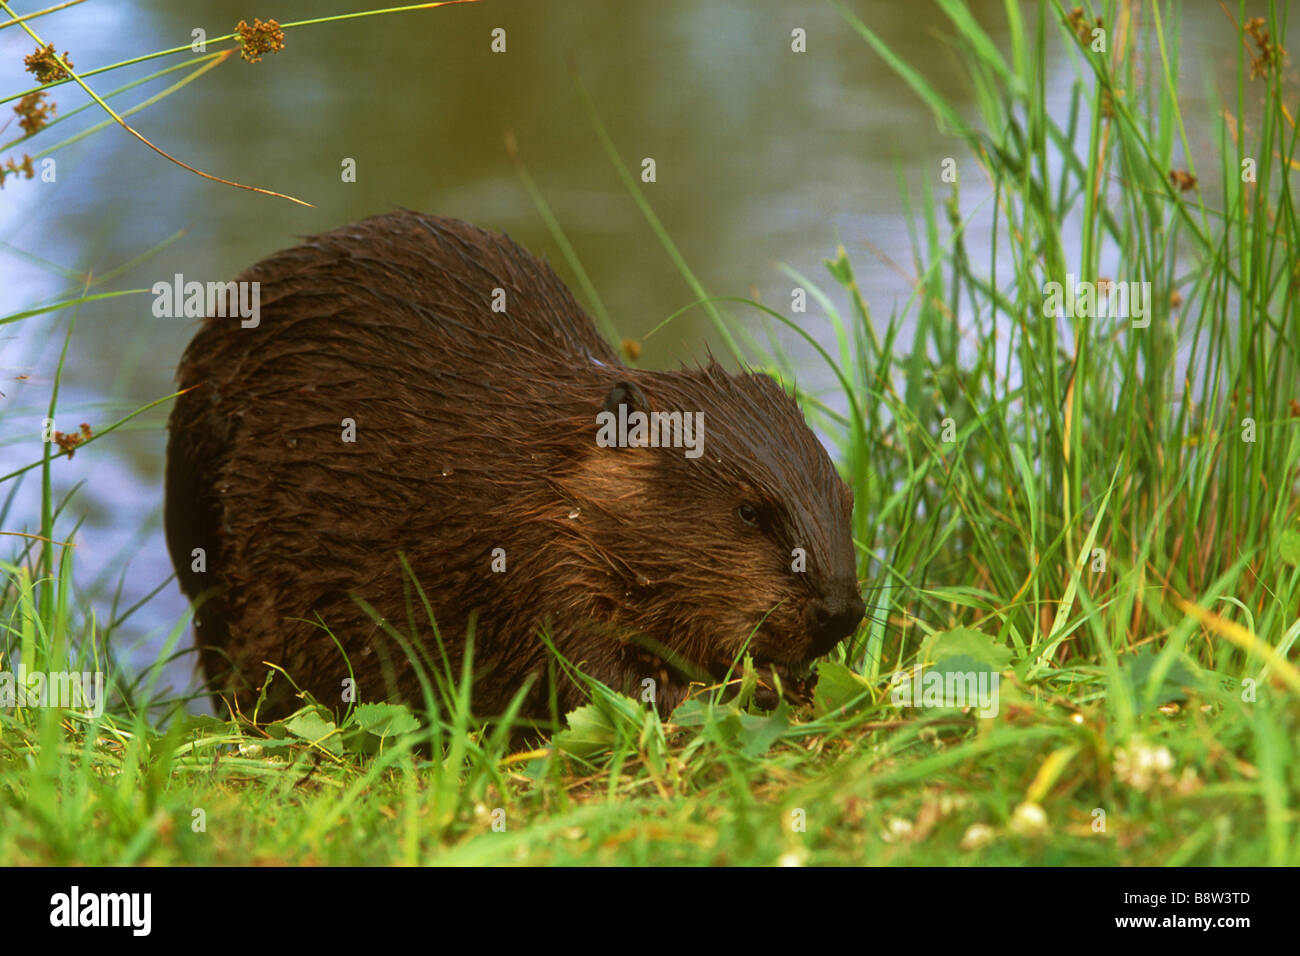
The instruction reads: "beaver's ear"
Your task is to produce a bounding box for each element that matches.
[601,380,651,417]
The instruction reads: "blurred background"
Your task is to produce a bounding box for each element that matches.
[0,0,1247,706]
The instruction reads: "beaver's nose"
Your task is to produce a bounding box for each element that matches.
[807,591,866,656]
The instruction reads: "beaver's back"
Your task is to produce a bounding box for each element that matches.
[165,211,624,714]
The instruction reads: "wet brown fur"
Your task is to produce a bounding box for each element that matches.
[165,210,862,723]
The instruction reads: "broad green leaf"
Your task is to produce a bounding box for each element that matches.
[350,702,420,738]
[553,703,619,757]
[811,661,874,717]
[924,626,1015,670]
[282,708,343,756]
[736,703,791,757]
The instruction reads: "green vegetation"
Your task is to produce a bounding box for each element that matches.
[2,1,1297,865]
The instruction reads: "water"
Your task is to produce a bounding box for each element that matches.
[0,1,1249,709]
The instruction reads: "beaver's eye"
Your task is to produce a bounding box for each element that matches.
[737,502,761,528]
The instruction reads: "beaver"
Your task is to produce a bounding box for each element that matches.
[165,210,864,725]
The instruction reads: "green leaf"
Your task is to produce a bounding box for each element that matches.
[667,696,707,727]
[924,626,1015,670]
[928,653,994,677]
[811,660,874,717]
[735,703,791,757]
[281,708,343,755]
[349,702,420,738]
[553,703,619,758]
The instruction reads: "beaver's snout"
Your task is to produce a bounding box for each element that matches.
[806,589,866,656]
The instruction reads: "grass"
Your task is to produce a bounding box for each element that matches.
[2,0,1298,865]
